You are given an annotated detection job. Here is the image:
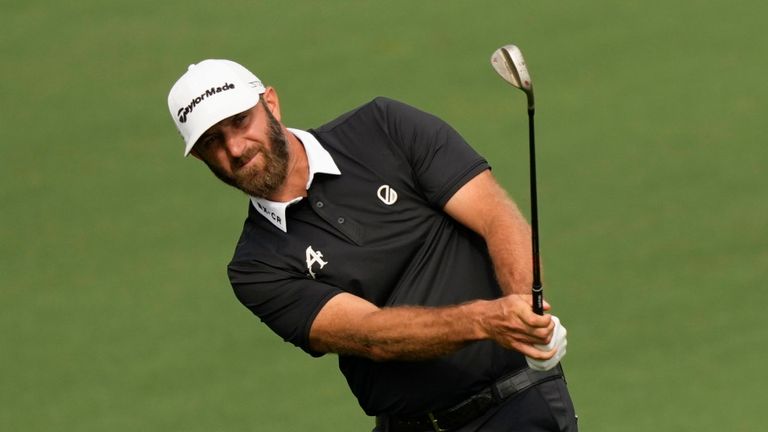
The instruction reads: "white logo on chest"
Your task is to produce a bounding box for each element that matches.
[377,185,398,205]
[305,246,328,279]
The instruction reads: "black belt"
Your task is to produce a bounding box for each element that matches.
[376,365,563,432]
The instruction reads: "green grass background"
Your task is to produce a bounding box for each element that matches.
[2,1,766,430]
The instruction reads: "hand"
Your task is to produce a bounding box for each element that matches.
[526,315,567,371]
[481,295,555,357]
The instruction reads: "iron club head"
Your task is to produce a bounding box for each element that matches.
[491,44,535,110]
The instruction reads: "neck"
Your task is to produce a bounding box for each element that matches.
[267,129,309,202]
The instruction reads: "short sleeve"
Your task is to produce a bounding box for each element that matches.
[228,260,343,356]
[374,97,490,207]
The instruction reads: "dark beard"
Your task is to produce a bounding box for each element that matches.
[203,104,289,198]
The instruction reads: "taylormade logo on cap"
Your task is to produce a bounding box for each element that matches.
[177,82,236,123]
[167,59,266,156]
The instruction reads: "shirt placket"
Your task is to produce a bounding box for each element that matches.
[308,194,364,246]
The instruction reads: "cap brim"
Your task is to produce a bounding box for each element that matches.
[183,94,260,156]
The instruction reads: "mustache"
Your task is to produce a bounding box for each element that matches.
[231,145,261,170]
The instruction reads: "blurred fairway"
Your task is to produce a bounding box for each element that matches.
[2,1,766,430]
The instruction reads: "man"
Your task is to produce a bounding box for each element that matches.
[167,59,577,431]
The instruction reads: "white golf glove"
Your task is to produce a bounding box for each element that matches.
[526,315,568,371]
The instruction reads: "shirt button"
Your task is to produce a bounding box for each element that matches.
[337,217,345,224]
[316,201,324,208]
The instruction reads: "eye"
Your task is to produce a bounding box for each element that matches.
[232,112,249,127]
[198,133,219,150]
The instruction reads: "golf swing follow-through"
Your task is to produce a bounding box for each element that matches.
[167,43,576,431]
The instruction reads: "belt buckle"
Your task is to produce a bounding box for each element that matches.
[427,412,447,432]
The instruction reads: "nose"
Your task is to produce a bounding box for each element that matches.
[223,130,247,159]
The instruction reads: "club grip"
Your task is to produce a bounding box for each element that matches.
[532,284,543,315]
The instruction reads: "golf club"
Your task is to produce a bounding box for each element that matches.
[490,44,543,315]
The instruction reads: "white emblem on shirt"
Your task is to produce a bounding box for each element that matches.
[305,246,328,279]
[377,185,398,205]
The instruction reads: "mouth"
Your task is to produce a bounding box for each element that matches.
[235,149,261,171]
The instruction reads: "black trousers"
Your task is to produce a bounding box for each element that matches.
[373,377,577,432]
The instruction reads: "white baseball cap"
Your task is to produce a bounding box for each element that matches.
[167,59,266,156]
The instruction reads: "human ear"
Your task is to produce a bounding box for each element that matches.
[262,87,282,121]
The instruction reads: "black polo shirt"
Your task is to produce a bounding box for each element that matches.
[228,97,527,416]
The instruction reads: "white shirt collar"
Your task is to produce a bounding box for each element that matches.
[249,128,341,232]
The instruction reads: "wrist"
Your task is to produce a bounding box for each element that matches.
[460,300,492,341]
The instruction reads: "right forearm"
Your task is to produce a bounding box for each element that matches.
[309,292,553,362]
[309,294,490,361]
[348,302,489,361]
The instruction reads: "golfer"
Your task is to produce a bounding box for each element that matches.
[167,59,577,431]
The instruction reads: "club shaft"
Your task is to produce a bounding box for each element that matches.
[528,108,543,315]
